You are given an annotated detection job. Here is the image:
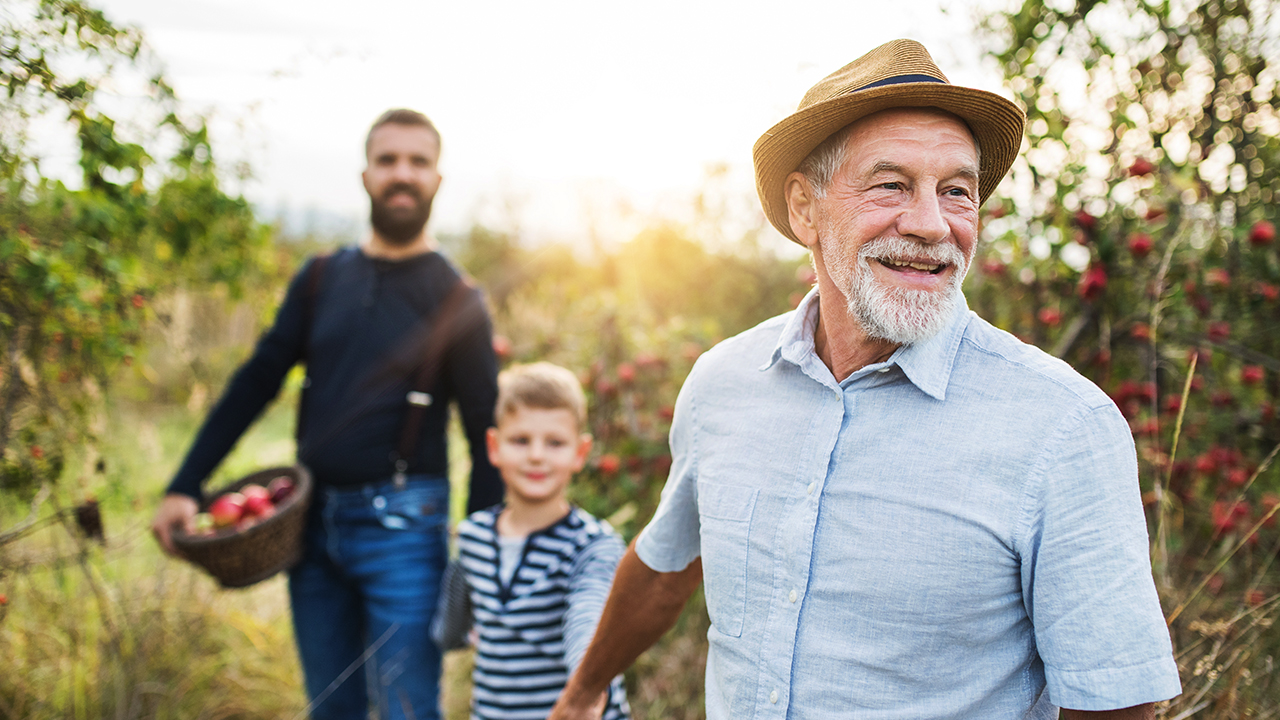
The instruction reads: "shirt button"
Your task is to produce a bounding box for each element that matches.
[788,589,798,603]
[372,496,386,509]
[877,366,891,373]
[770,690,778,704]
[807,482,816,495]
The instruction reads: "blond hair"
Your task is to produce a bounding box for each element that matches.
[495,362,587,430]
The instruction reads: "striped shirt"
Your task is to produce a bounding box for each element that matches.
[444,505,631,720]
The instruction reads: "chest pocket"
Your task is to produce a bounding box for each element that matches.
[697,480,758,638]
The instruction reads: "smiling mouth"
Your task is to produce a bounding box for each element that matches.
[877,258,947,274]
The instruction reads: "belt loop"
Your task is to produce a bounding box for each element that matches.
[393,459,408,490]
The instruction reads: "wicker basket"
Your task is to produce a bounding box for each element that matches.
[173,465,313,589]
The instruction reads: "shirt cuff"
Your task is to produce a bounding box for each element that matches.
[634,523,700,573]
[1047,654,1182,710]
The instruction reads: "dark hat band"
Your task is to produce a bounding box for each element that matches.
[855,74,946,92]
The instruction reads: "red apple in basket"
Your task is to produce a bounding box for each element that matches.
[268,475,296,504]
[241,484,274,517]
[244,495,274,518]
[209,492,246,528]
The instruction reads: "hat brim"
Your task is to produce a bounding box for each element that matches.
[753,83,1025,245]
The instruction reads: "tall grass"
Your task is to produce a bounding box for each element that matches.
[0,399,306,719]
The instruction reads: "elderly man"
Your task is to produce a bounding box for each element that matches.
[550,40,1181,719]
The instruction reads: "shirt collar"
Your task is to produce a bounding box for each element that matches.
[763,286,972,401]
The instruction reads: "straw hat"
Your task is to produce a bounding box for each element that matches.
[753,39,1025,245]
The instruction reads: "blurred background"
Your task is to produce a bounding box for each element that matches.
[25,0,1003,250]
[2,0,1279,717]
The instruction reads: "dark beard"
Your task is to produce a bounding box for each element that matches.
[370,183,432,245]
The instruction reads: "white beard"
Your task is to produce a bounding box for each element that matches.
[825,235,969,346]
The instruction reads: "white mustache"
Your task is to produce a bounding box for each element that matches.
[857,236,966,269]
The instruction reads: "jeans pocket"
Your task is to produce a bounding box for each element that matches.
[376,485,449,532]
[697,480,758,638]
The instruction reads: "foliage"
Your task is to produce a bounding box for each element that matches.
[0,0,272,502]
[979,0,1280,714]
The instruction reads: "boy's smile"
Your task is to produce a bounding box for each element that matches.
[486,406,592,509]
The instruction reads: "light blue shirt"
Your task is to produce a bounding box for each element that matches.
[635,289,1181,719]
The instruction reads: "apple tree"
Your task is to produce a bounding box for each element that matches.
[976,0,1280,713]
[0,1,271,508]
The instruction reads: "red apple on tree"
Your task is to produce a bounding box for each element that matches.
[1205,268,1230,288]
[1128,232,1153,258]
[1128,157,1156,176]
[598,454,621,475]
[617,362,636,385]
[1249,220,1275,246]
[1078,266,1108,301]
[1242,365,1264,385]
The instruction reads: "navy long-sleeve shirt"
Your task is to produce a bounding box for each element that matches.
[166,247,504,514]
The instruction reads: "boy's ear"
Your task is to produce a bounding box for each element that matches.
[574,433,593,470]
[485,427,501,468]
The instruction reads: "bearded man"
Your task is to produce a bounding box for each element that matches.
[152,109,502,720]
[550,41,1181,720]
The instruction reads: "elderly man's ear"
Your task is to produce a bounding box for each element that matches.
[785,172,821,250]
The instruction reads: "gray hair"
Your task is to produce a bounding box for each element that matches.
[796,124,859,200]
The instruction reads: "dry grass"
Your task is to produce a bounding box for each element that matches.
[0,522,304,719]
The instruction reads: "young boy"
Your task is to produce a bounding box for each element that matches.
[433,362,630,720]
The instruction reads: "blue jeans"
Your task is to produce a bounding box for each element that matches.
[289,476,449,720]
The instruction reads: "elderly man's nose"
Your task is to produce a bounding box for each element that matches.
[898,191,950,243]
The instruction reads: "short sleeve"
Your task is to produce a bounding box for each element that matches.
[431,558,473,651]
[634,361,703,573]
[562,533,626,672]
[1020,402,1182,710]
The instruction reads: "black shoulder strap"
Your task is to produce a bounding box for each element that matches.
[295,253,331,442]
[391,277,477,485]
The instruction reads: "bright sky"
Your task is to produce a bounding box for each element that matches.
[82,0,1013,251]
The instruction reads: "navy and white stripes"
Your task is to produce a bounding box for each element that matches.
[444,505,630,720]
